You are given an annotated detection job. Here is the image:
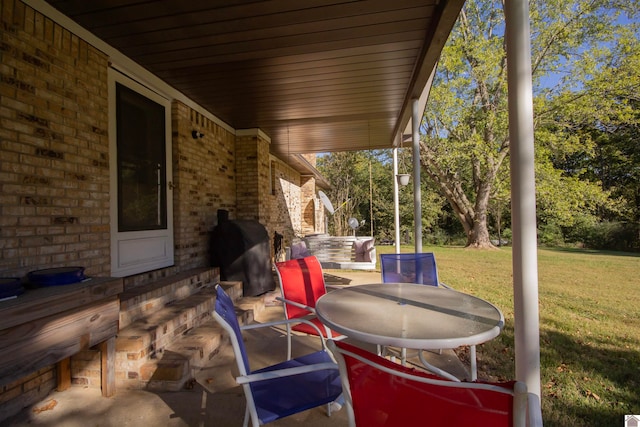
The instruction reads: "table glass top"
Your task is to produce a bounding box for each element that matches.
[315,283,504,348]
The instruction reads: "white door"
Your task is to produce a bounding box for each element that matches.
[108,70,174,276]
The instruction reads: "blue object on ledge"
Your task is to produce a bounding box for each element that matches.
[0,277,24,299]
[27,267,86,287]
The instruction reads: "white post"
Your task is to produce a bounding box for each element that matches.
[393,142,401,254]
[505,0,541,399]
[412,99,422,253]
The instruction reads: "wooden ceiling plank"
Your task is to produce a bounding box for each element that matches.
[130,19,427,65]
[111,7,432,56]
[70,0,434,39]
[181,67,413,94]
[158,51,417,85]
[137,35,424,70]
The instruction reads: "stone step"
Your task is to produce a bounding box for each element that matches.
[116,281,242,368]
[122,300,257,391]
[119,268,218,329]
[115,281,245,390]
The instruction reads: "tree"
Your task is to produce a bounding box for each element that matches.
[420,0,638,248]
[317,151,370,236]
[318,149,446,242]
[540,31,640,223]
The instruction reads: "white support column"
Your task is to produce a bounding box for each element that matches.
[393,141,401,254]
[412,99,422,253]
[505,0,541,399]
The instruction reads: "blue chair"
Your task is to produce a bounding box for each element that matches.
[380,252,443,286]
[212,284,343,427]
[379,253,480,379]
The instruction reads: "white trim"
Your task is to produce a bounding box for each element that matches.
[108,69,175,277]
[236,128,272,143]
[23,0,235,135]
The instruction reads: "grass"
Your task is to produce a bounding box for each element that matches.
[375,245,640,426]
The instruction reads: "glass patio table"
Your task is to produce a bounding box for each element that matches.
[315,282,504,381]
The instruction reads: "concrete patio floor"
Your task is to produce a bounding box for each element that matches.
[4,270,471,427]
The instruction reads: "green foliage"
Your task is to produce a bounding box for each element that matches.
[317,149,448,241]
[566,220,640,251]
[538,222,566,246]
[418,0,639,248]
[317,152,370,236]
[317,0,639,251]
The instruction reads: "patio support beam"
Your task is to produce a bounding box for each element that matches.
[411,98,422,253]
[393,139,401,254]
[505,0,542,400]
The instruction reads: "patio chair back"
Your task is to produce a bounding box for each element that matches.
[380,252,440,286]
[328,340,528,427]
[274,256,345,360]
[212,285,343,427]
[275,256,327,319]
[213,283,252,374]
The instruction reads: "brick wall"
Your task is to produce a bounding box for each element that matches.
[172,101,237,269]
[0,0,322,419]
[0,366,55,422]
[0,0,111,278]
[234,135,260,220]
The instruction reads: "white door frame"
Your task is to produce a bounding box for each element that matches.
[108,69,174,277]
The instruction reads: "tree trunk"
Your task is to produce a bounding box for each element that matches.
[465,217,495,248]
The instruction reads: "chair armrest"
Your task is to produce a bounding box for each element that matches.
[240,317,324,336]
[266,298,342,343]
[275,296,317,314]
[236,362,338,384]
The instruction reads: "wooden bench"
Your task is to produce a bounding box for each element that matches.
[300,235,376,270]
[0,277,123,397]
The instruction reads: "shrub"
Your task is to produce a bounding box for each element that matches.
[580,221,640,251]
[538,222,565,246]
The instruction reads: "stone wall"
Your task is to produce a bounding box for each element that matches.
[300,176,317,235]
[268,158,302,248]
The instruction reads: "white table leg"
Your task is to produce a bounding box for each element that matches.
[418,350,461,382]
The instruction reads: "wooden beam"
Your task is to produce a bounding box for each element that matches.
[56,357,71,391]
[99,337,116,397]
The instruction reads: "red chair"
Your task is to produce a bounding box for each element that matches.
[275,256,346,359]
[328,340,536,427]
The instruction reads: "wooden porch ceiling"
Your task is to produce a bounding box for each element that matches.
[45,0,464,157]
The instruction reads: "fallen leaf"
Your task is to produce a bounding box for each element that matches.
[585,389,601,401]
[33,400,57,414]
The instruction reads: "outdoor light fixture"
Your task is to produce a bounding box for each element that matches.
[396,173,410,186]
[192,130,204,139]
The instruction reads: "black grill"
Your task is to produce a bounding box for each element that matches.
[210,211,275,297]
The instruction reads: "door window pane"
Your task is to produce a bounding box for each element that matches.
[116,83,167,232]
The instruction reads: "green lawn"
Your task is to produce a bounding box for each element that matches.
[375,245,640,426]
